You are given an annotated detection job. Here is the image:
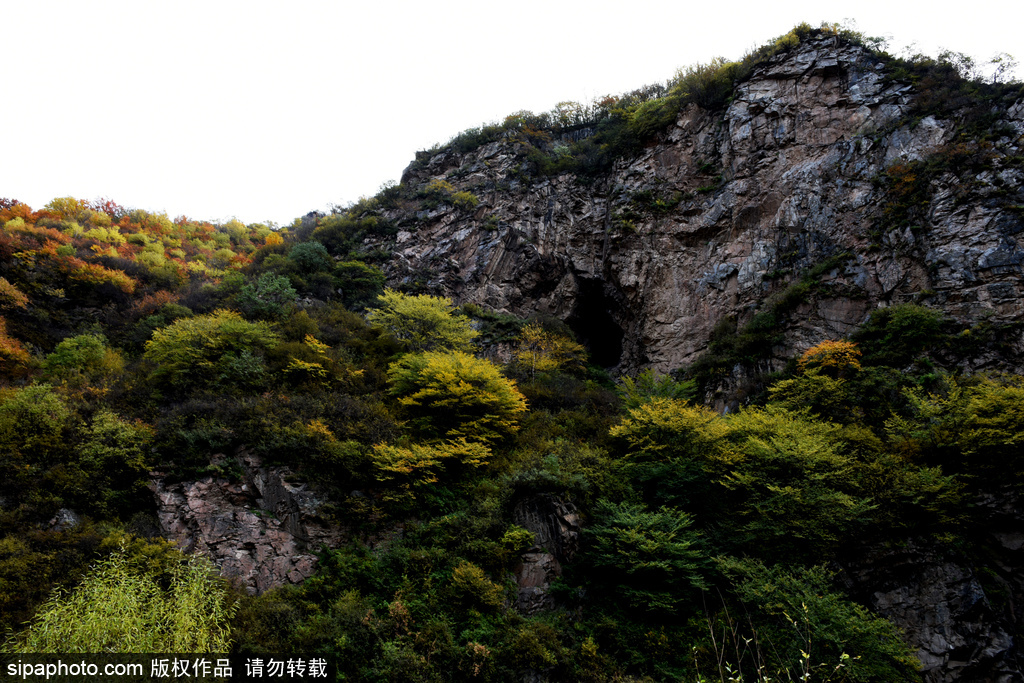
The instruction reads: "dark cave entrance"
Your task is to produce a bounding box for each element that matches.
[565,279,624,368]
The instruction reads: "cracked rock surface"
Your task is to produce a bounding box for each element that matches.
[152,449,346,594]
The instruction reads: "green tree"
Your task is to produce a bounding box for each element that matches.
[288,241,334,274]
[585,500,708,613]
[617,369,696,409]
[371,438,492,507]
[388,350,527,443]
[2,549,235,653]
[235,272,297,320]
[609,397,735,513]
[42,334,125,386]
[334,260,385,309]
[718,558,920,682]
[143,309,280,389]
[79,411,154,517]
[720,406,876,558]
[367,289,478,353]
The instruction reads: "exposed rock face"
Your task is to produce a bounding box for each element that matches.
[838,485,1024,681]
[511,495,581,613]
[376,34,1024,377]
[48,508,81,532]
[842,537,1023,682]
[151,450,346,594]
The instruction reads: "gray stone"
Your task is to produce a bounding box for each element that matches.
[151,449,346,595]
[381,34,1024,382]
[48,508,81,532]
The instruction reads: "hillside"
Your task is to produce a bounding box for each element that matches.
[2,23,1024,682]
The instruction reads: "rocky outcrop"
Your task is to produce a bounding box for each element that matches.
[374,34,1024,377]
[842,538,1023,682]
[839,485,1024,682]
[151,450,346,594]
[511,495,581,613]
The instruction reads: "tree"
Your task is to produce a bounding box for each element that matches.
[79,410,154,517]
[585,500,708,613]
[513,323,586,378]
[617,369,696,409]
[371,438,492,506]
[289,241,334,274]
[797,339,862,378]
[367,289,478,353]
[718,558,920,682]
[388,350,527,443]
[42,334,125,386]
[143,309,280,389]
[2,549,235,653]
[334,260,385,309]
[235,272,297,320]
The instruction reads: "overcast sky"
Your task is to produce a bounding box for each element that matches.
[2,0,1020,226]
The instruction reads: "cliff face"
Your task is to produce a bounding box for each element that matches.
[375,34,1024,378]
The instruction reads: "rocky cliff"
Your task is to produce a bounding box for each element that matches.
[151,450,347,594]
[371,34,1024,385]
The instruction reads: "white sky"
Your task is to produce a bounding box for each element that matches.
[2,0,1020,226]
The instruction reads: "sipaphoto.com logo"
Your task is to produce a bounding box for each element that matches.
[7,658,143,679]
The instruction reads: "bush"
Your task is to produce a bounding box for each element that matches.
[288,241,333,274]
[853,303,944,367]
[334,260,385,310]
[585,500,708,613]
[235,272,297,320]
[42,334,125,386]
[717,558,920,682]
[3,548,235,653]
[513,323,587,379]
[617,369,696,409]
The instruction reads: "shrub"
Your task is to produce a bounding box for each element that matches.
[0,317,31,375]
[334,260,385,310]
[371,439,491,503]
[451,191,480,211]
[585,500,708,613]
[617,369,696,409]
[288,241,334,274]
[78,411,154,518]
[717,558,920,682]
[3,548,235,653]
[448,561,504,612]
[513,323,587,378]
[0,277,28,309]
[0,384,76,462]
[42,334,125,386]
[798,339,862,377]
[853,303,944,367]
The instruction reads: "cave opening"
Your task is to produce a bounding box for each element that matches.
[565,279,625,368]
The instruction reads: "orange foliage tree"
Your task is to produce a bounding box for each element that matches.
[797,340,862,378]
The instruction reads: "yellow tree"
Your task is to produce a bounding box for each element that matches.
[388,350,527,443]
[513,323,586,378]
[367,289,478,353]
